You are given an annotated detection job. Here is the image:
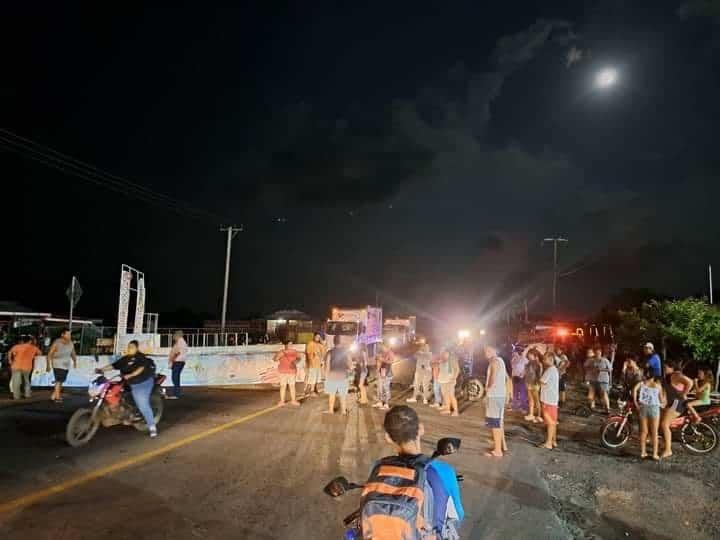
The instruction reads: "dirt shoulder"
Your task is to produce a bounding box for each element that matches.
[509,387,719,540]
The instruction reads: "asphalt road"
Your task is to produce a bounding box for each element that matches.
[0,358,570,540]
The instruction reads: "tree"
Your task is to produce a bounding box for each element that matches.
[616,298,720,369]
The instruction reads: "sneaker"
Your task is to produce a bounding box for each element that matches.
[149,427,158,438]
[406,397,417,403]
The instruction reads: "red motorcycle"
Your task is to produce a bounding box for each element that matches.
[66,374,166,447]
[601,400,719,454]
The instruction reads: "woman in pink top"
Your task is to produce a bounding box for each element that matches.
[274,341,303,406]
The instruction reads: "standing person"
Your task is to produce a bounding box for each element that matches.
[594,347,612,412]
[273,340,302,407]
[524,349,542,423]
[583,348,597,409]
[644,343,662,379]
[484,345,512,457]
[373,344,395,410]
[8,336,41,400]
[439,350,460,417]
[46,329,77,403]
[96,340,159,438]
[430,352,444,409]
[355,344,370,404]
[539,352,560,449]
[555,347,570,406]
[687,367,714,423]
[510,348,528,412]
[660,361,694,459]
[304,332,326,396]
[407,343,433,404]
[620,355,643,402]
[324,335,353,414]
[633,373,666,460]
[167,330,188,399]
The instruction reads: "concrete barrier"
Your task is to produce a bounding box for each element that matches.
[31,344,308,388]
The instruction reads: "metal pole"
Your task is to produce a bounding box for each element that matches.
[69,277,75,331]
[220,226,241,333]
[552,241,558,313]
[709,265,713,305]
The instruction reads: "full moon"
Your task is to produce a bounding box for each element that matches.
[595,67,618,88]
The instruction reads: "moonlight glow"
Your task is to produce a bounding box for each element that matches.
[595,67,618,88]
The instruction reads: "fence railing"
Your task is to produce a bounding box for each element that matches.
[158,329,250,349]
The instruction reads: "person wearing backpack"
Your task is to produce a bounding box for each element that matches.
[360,405,464,539]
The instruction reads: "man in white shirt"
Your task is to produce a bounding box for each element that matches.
[484,345,513,458]
[168,330,188,399]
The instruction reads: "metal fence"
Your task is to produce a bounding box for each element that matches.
[158,329,249,349]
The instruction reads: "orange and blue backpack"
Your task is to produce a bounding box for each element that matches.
[360,454,460,540]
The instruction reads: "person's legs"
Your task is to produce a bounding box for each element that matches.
[289,375,299,404]
[279,376,287,405]
[327,392,336,413]
[639,414,649,457]
[375,375,385,404]
[421,371,432,403]
[601,386,610,411]
[650,413,660,459]
[439,383,451,412]
[450,384,459,416]
[408,370,420,401]
[686,400,701,422]
[22,370,32,398]
[491,428,503,455]
[359,373,368,404]
[531,387,542,421]
[661,408,679,458]
[525,385,535,420]
[10,370,22,400]
[171,362,185,397]
[130,378,156,431]
[588,384,596,409]
[433,380,442,407]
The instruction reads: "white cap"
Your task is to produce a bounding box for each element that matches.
[644,342,654,350]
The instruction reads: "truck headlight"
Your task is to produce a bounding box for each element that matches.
[388,337,398,347]
[349,343,359,352]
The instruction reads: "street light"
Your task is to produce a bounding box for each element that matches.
[595,67,618,89]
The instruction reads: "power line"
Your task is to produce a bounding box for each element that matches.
[0,129,231,224]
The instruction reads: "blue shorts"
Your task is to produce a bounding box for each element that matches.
[485,396,505,428]
[639,404,660,418]
[325,379,349,396]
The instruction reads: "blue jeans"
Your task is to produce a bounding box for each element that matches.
[433,380,442,405]
[130,377,156,429]
[171,361,185,397]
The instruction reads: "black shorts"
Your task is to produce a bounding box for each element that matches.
[53,368,69,383]
[559,374,567,392]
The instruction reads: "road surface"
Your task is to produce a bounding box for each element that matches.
[0,357,630,539]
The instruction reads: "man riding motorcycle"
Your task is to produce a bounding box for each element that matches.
[96,339,159,438]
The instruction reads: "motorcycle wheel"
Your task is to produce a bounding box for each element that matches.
[66,407,100,447]
[465,379,485,401]
[680,421,718,454]
[600,419,630,449]
[133,391,165,432]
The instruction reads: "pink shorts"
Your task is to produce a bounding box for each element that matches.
[542,403,558,424]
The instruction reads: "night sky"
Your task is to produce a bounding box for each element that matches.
[4,1,720,328]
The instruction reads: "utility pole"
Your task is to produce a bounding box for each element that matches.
[709,264,714,305]
[543,237,568,315]
[220,226,242,333]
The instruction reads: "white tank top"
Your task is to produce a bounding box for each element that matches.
[638,383,660,407]
[487,356,507,398]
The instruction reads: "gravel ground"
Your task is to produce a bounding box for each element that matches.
[518,386,720,540]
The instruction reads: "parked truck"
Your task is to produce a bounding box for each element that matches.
[325,306,383,359]
[383,316,417,348]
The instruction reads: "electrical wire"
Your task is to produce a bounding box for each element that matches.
[0,129,231,225]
